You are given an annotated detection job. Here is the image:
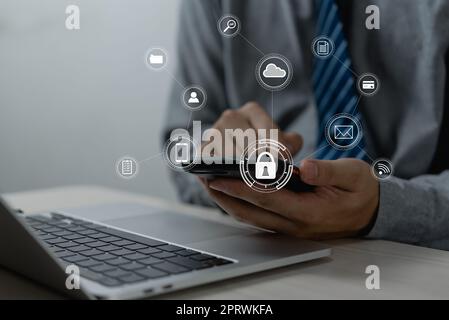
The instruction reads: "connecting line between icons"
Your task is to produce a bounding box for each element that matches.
[165,69,185,89]
[186,111,193,130]
[137,152,164,165]
[238,33,265,56]
[332,54,359,79]
[295,144,329,166]
[357,146,375,164]
[351,95,362,116]
[271,91,275,129]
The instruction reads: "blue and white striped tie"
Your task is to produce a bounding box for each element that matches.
[313,0,367,160]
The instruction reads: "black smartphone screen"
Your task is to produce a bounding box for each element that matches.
[183,159,314,193]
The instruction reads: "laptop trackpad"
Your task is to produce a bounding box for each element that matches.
[103,212,255,244]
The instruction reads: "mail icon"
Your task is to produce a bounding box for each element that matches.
[334,125,354,140]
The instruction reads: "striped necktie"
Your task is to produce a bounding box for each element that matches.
[313,0,367,160]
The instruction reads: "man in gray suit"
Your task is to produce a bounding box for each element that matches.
[163,0,449,250]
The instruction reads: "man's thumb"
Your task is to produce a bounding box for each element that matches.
[300,159,365,190]
[281,132,303,155]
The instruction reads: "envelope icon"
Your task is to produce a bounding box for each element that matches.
[149,54,164,65]
[334,125,354,140]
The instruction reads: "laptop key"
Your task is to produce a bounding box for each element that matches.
[139,257,163,265]
[167,256,212,270]
[63,234,85,241]
[56,241,80,249]
[88,233,110,239]
[176,249,197,257]
[100,228,166,247]
[97,245,120,252]
[153,262,190,274]
[89,264,116,273]
[69,245,91,253]
[40,227,63,233]
[137,247,161,255]
[53,230,73,237]
[123,253,148,261]
[46,238,67,245]
[74,237,96,244]
[111,240,134,247]
[100,236,121,243]
[109,249,134,256]
[78,229,97,236]
[157,244,184,252]
[152,251,176,259]
[190,253,215,261]
[79,269,106,282]
[119,274,145,284]
[124,243,147,251]
[64,255,89,263]
[91,253,116,261]
[211,258,233,266]
[77,259,102,268]
[136,267,167,279]
[105,269,132,278]
[55,250,76,259]
[40,234,57,241]
[106,258,130,266]
[85,241,108,248]
[65,226,87,232]
[79,249,104,257]
[121,262,145,271]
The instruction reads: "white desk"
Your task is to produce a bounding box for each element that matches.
[2,185,449,299]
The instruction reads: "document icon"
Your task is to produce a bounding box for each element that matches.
[317,41,330,56]
[121,159,134,176]
[149,54,164,65]
[334,125,354,140]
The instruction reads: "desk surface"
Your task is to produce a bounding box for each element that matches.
[2,185,449,300]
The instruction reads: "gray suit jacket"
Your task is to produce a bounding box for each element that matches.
[163,0,449,250]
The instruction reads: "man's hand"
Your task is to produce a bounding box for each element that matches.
[206,102,303,157]
[201,158,379,240]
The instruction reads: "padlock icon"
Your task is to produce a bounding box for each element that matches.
[255,152,277,180]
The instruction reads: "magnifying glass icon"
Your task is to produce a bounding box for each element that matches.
[223,19,237,33]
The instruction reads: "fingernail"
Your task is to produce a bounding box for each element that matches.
[301,161,318,181]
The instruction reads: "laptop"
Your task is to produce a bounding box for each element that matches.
[0,195,331,299]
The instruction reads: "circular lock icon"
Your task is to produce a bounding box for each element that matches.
[255,152,277,180]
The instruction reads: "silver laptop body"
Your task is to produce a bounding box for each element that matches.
[0,197,331,299]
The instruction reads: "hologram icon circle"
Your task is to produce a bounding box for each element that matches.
[371,158,394,181]
[255,54,293,91]
[116,156,139,179]
[163,135,199,172]
[217,14,241,38]
[239,139,293,193]
[145,47,168,71]
[325,113,363,151]
[181,85,207,111]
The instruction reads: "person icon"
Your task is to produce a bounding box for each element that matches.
[188,91,200,104]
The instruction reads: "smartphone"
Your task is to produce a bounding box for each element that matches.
[182,158,314,193]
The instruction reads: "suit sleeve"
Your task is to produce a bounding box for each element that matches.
[367,171,449,250]
[162,0,226,206]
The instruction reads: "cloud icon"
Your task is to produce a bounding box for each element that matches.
[262,63,287,78]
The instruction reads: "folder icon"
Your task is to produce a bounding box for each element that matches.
[334,125,354,140]
[149,54,164,65]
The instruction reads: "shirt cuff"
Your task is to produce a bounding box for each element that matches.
[366,177,405,239]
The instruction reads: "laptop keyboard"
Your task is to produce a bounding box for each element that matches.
[25,213,234,287]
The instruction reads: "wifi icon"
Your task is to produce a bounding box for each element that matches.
[372,160,393,180]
